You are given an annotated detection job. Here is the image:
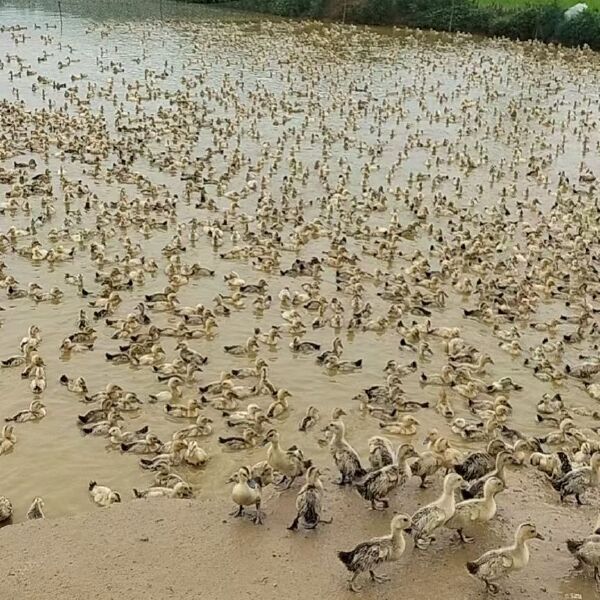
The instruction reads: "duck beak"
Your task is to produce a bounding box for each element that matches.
[535,532,545,540]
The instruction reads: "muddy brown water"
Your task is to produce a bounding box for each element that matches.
[0,1,599,597]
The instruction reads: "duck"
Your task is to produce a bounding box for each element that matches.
[325,420,366,485]
[81,410,122,435]
[455,439,509,481]
[230,358,268,379]
[5,400,46,422]
[218,428,260,450]
[133,481,193,499]
[445,477,505,543]
[299,405,320,432]
[410,472,465,548]
[0,495,13,523]
[120,433,162,454]
[107,426,150,445]
[265,429,311,489]
[230,466,263,524]
[323,355,363,372]
[0,425,17,455]
[224,336,260,356]
[355,443,417,509]
[367,436,395,470]
[288,466,329,531]
[149,377,183,403]
[378,416,420,436]
[164,397,204,418]
[174,416,213,439]
[337,513,412,592]
[462,451,514,499]
[466,522,544,594]
[88,481,121,507]
[266,388,292,418]
[566,519,600,586]
[290,336,321,352]
[59,374,88,394]
[551,452,600,504]
[26,497,45,520]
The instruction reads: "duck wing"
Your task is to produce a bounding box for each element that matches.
[467,549,513,580]
[411,504,446,537]
[455,452,493,481]
[338,539,389,572]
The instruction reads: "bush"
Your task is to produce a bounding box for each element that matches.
[236,0,600,51]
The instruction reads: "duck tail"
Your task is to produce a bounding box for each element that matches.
[59,374,69,385]
[567,539,584,555]
[121,442,133,452]
[354,359,363,367]
[133,488,143,498]
[337,550,354,568]
[466,561,479,575]
[418,401,429,408]
[88,481,96,491]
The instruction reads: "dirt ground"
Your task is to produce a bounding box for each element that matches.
[0,469,597,600]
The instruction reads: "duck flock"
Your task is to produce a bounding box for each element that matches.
[1,11,600,595]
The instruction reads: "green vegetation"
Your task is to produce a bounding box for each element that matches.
[238,0,600,50]
[480,0,600,9]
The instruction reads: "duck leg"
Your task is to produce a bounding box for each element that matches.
[348,574,362,593]
[369,570,390,584]
[575,493,586,505]
[230,505,244,517]
[419,475,431,488]
[254,501,263,525]
[485,581,499,594]
[458,529,474,544]
[287,515,300,531]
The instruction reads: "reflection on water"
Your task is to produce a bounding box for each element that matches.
[0,0,598,595]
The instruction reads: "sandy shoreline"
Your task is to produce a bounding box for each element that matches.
[0,471,597,600]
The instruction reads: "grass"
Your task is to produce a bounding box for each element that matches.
[479,0,600,9]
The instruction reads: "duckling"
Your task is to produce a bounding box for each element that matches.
[224,336,260,356]
[107,425,150,445]
[455,439,509,481]
[435,389,454,418]
[133,481,193,499]
[59,374,88,394]
[265,429,311,488]
[164,397,203,418]
[323,355,363,372]
[267,388,292,418]
[368,436,395,470]
[120,433,162,454]
[378,415,420,436]
[566,523,600,586]
[551,452,600,504]
[337,513,412,592]
[230,358,268,379]
[88,481,121,507]
[149,377,183,404]
[81,410,122,435]
[288,466,330,531]
[446,477,505,543]
[218,428,259,450]
[60,338,94,354]
[230,466,263,524]
[0,425,17,455]
[299,405,320,432]
[462,451,514,499]
[410,473,465,549]
[5,400,46,422]
[326,420,366,485]
[486,377,522,393]
[355,443,417,509]
[0,495,13,523]
[290,336,321,352]
[174,416,213,439]
[26,497,45,520]
[466,522,544,594]
[181,440,209,466]
[536,392,564,415]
